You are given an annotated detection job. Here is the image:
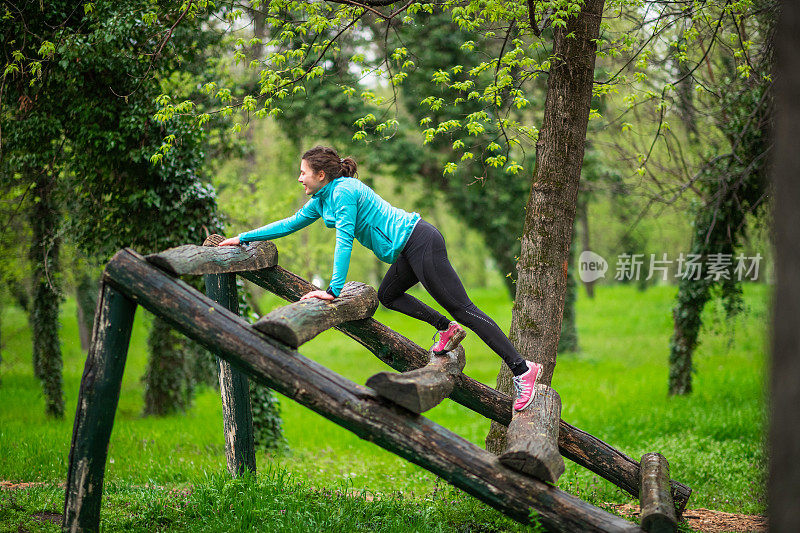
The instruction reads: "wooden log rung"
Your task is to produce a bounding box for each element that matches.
[499,383,565,483]
[366,346,466,413]
[146,238,277,276]
[639,452,678,533]
[238,264,693,515]
[252,281,378,347]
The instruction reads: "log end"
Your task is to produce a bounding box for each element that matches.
[252,320,303,348]
[641,513,678,533]
[366,371,450,414]
[203,234,226,247]
[499,448,565,483]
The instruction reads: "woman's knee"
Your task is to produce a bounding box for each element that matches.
[377,283,396,309]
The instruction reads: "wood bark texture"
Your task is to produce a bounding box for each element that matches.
[499,384,565,483]
[203,234,256,477]
[89,248,641,532]
[146,239,277,276]
[62,283,137,532]
[366,345,466,413]
[253,281,378,347]
[638,453,677,533]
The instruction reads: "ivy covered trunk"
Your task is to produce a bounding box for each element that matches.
[669,269,712,395]
[486,0,605,453]
[28,170,65,418]
[143,315,193,416]
[668,80,771,396]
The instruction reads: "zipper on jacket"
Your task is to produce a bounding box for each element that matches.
[375,226,391,244]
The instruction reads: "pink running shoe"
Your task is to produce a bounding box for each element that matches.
[512,361,542,411]
[431,321,467,354]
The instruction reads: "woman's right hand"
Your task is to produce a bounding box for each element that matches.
[218,236,241,246]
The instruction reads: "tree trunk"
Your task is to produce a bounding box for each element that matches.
[769,2,800,529]
[28,170,65,418]
[142,314,192,416]
[668,274,711,395]
[486,0,604,453]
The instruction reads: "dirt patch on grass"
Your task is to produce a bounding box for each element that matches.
[0,481,65,491]
[31,511,62,525]
[608,503,767,532]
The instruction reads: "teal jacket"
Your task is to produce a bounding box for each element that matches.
[238,177,420,297]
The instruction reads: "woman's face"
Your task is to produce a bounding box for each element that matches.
[298,159,327,195]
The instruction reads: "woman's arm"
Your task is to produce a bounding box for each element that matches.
[238,199,321,244]
[326,193,357,297]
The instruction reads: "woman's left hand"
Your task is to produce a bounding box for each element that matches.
[300,290,335,301]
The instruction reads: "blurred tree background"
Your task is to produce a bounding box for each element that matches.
[1,0,774,424]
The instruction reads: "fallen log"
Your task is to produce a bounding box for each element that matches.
[239,264,692,514]
[639,453,677,533]
[500,383,565,483]
[82,248,641,532]
[146,240,277,276]
[253,281,378,347]
[366,346,466,413]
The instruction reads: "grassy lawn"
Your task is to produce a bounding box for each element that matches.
[0,281,768,531]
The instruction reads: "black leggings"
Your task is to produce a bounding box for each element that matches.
[377,219,528,376]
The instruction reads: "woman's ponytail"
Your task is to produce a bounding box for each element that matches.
[340,156,358,179]
[302,146,358,180]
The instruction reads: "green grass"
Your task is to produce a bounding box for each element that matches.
[0,282,769,531]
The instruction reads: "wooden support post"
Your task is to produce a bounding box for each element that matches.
[639,453,678,533]
[100,248,642,532]
[239,264,693,514]
[499,384,565,483]
[366,346,466,413]
[146,240,277,276]
[203,234,256,477]
[252,281,378,347]
[62,282,137,533]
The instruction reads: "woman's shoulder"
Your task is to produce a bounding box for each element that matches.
[331,177,371,198]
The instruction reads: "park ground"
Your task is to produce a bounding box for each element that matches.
[0,282,769,531]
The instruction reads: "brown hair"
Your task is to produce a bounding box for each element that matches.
[302,145,358,181]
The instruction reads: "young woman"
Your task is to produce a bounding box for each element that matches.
[219,146,541,411]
